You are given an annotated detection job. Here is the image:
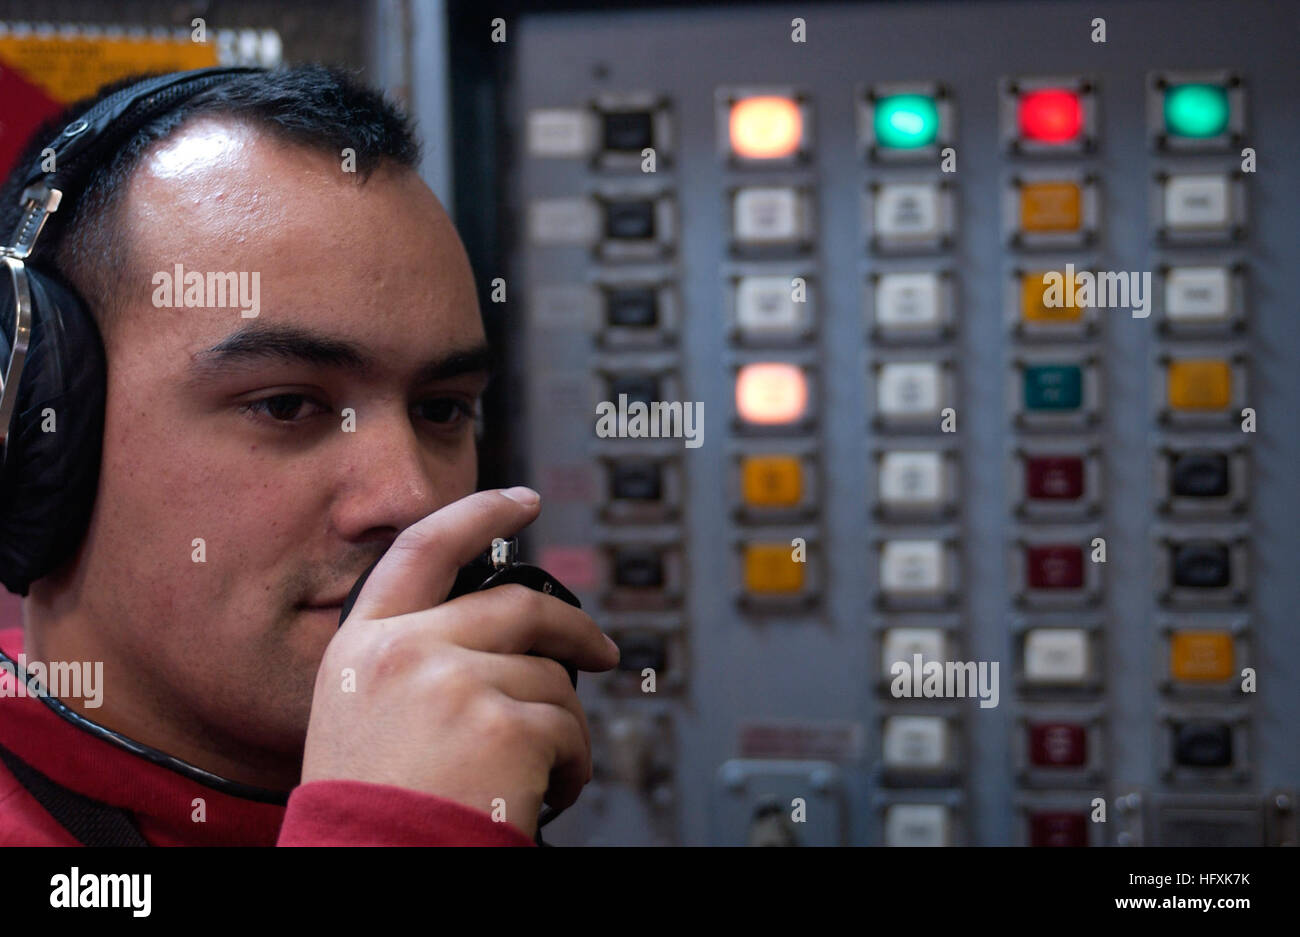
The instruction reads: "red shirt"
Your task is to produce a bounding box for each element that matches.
[0,627,534,846]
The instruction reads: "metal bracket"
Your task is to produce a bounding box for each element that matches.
[0,256,33,459]
[0,185,63,262]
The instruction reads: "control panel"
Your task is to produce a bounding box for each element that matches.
[497,0,1299,845]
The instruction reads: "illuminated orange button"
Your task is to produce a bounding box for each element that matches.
[1171,631,1234,682]
[1168,359,1232,410]
[1019,181,1082,233]
[743,543,805,594]
[1021,270,1084,322]
[741,455,803,507]
[729,96,803,160]
[736,363,808,425]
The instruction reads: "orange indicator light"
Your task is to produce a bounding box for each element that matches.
[736,363,808,424]
[730,96,803,159]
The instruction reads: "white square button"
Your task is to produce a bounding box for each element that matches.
[877,362,943,417]
[876,272,941,329]
[1166,266,1230,321]
[881,539,945,594]
[1023,628,1090,683]
[1164,174,1230,230]
[884,805,949,846]
[526,108,597,158]
[879,451,945,507]
[875,183,942,242]
[883,715,949,768]
[528,198,600,244]
[734,187,806,244]
[735,276,807,336]
[881,627,946,680]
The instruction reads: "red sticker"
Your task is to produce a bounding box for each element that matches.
[538,546,599,590]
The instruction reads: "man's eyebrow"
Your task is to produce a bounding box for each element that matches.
[412,345,497,385]
[187,323,495,383]
[191,324,375,373]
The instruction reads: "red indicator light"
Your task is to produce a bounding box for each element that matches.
[1018,89,1083,144]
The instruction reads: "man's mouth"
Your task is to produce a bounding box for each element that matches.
[299,597,347,611]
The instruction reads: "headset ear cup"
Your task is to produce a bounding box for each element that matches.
[0,269,106,595]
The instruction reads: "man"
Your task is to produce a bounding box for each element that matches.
[0,65,618,845]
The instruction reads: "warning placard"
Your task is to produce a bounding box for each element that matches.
[0,27,220,177]
[0,33,219,103]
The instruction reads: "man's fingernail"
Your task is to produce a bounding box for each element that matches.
[501,486,540,506]
[604,634,620,658]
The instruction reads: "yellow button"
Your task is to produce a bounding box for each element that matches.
[741,455,803,507]
[1019,181,1082,233]
[1168,359,1232,410]
[743,543,805,594]
[1021,270,1084,322]
[1170,631,1234,682]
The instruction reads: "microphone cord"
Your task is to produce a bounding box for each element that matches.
[0,647,565,843]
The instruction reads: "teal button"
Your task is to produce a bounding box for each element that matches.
[1024,365,1082,411]
[1164,84,1230,139]
[875,94,940,149]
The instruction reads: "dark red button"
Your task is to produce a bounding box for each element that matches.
[1029,811,1089,846]
[1026,545,1084,588]
[1025,456,1084,500]
[1029,723,1087,766]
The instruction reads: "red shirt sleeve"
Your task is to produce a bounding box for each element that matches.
[277,780,536,846]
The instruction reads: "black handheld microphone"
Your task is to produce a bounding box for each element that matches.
[337,536,580,686]
[336,536,584,842]
[335,538,579,680]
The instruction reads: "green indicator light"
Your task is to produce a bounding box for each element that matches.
[1164,84,1230,138]
[875,94,939,149]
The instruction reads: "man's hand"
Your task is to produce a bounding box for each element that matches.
[300,487,619,839]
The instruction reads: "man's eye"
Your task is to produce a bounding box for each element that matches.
[242,394,325,423]
[415,398,473,425]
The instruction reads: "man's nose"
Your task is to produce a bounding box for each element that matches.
[329,406,447,542]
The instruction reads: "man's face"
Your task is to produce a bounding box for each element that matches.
[69,118,486,767]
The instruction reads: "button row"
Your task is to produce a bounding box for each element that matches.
[527,72,1245,166]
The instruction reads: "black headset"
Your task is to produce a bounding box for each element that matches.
[0,66,264,597]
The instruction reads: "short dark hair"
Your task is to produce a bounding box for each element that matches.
[0,64,421,334]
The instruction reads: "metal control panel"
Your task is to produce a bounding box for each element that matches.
[495,0,1299,845]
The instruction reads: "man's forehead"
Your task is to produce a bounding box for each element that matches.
[127,116,440,246]
[142,119,256,181]
[116,116,481,349]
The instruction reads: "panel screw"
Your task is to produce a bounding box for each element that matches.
[721,763,746,792]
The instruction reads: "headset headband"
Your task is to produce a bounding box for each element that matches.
[4,65,262,261]
[0,66,262,457]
